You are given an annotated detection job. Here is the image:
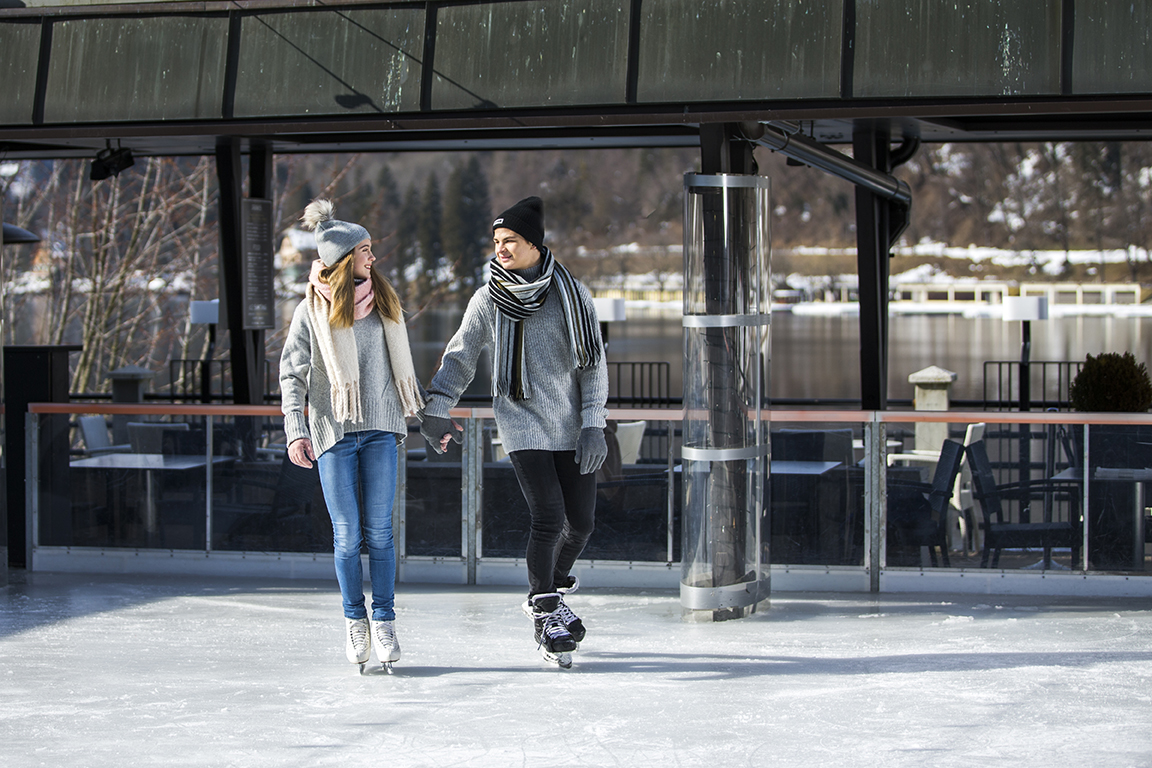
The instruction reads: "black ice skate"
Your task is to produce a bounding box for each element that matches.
[525,592,577,668]
[555,575,586,643]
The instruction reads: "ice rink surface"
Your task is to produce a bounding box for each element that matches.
[3,571,1152,767]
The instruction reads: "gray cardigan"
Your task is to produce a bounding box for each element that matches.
[425,277,608,454]
[279,300,410,457]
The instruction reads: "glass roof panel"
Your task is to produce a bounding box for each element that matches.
[432,0,628,110]
[1073,5,1152,95]
[855,0,1061,98]
[0,22,41,125]
[234,8,424,117]
[636,0,842,103]
[42,16,227,123]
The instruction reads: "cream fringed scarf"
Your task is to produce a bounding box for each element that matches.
[306,261,425,423]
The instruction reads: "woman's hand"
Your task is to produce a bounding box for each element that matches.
[288,437,317,469]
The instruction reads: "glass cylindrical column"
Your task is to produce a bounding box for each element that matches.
[680,173,771,619]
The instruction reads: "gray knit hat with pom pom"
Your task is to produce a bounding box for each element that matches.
[300,199,371,267]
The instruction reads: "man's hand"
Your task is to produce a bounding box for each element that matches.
[420,414,463,454]
[288,437,317,469]
[574,427,608,475]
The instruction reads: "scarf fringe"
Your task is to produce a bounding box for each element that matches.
[331,381,363,424]
[394,376,425,419]
[308,285,425,425]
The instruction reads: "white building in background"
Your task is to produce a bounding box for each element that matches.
[1020,282,1144,306]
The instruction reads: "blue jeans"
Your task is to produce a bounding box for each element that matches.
[316,430,398,621]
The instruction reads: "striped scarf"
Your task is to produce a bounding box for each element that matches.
[488,247,601,400]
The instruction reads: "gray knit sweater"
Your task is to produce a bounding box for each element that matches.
[280,300,410,457]
[425,271,608,453]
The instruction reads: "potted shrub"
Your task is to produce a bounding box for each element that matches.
[1069,352,1152,569]
[1069,352,1152,413]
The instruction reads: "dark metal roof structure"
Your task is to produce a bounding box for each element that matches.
[1,0,1150,159]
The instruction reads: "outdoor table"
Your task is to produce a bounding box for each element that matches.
[70,453,235,544]
[1051,465,1151,569]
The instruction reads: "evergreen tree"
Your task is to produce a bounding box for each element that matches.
[374,165,403,283]
[442,156,492,298]
[394,182,421,303]
[461,156,492,292]
[415,174,443,303]
[442,164,467,278]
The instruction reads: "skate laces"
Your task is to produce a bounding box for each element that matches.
[374,621,396,647]
[555,597,580,627]
[538,612,570,649]
[348,619,370,648]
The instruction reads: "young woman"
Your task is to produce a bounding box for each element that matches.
[280,199,424,672]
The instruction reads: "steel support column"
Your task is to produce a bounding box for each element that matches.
[215,139,267,406]
[853,123,894,411]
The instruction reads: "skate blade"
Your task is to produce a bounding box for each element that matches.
[540,649,574,669]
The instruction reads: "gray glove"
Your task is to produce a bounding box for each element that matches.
[574,427,608,475]
[420,414,463,454]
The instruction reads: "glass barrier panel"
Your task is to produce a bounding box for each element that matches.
[768,421,864,567]
[61,412,213,550]
[404,424,464,558]
[887,419,1086,571]
[481,418,530,558]
[1081,424,1152,573]
[209,415,332,554]
[587,418,669,562]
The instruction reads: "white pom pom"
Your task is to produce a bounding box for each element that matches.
[300,199,335,231]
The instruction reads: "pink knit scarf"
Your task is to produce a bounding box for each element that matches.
[308,259,375,320]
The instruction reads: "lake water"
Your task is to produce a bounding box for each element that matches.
[15,293,1148,405]
[411,306,1152,406]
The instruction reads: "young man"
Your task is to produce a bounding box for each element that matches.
[420,196,608,667]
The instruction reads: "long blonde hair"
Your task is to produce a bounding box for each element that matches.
[318,256,404,330]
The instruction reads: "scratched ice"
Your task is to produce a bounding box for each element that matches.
[2,572,1152,767]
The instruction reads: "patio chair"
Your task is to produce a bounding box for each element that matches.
[77,415,131,456]
[886,439,964,567]
[888,422,986,553]
[966,440,1082,569]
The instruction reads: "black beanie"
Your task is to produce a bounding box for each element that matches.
[493,196,544,250]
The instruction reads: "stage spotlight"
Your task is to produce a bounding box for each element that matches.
[90,141,135,181]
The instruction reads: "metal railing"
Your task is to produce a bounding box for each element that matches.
[21,403,1152,594]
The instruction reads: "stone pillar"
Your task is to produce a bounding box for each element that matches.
[108,365,156,444]
[908,366,957,453]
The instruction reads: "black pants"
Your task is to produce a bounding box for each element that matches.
[508,450,597,596]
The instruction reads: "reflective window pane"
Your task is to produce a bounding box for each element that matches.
[62,413,216,550]
[637,0,841,103]
[855,0,1060,98]
[769,424,862,566]
[1073,5,1152,94]
[235,8,424,118]
[432,0,628,110]
[405,431,464,558]
[0,22,40,124]
[43,17,227,122]
[210,416,332,554]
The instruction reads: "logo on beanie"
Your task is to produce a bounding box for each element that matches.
[493,218,504,226]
